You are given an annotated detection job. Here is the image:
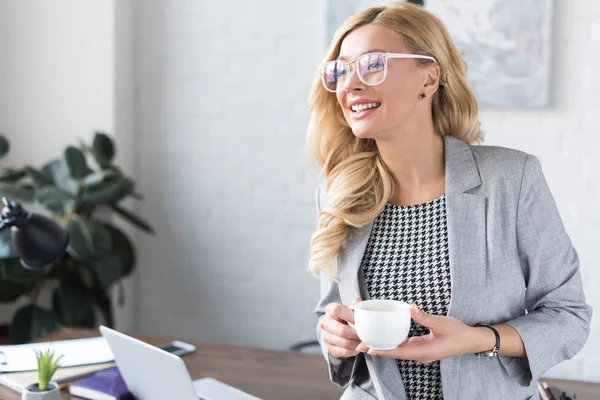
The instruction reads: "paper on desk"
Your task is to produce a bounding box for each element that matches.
[0,337,114,372]
[0,362,115,393]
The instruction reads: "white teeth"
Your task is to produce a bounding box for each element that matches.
[351,102,380,112]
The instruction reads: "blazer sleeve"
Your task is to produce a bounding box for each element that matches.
[502,154,592,386]
[313,178,362,388]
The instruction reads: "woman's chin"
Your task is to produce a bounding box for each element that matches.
[351,127,377,139]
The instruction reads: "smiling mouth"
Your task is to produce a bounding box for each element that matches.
[350,102,381,112]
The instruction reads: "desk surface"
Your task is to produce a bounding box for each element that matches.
[0,328,344,400]
[1,328,598,400]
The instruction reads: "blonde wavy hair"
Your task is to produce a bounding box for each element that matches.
[307,2,483,279]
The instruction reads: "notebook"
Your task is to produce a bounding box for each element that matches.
[0,336,114,372]
[68,366,134,400]
[0,362,114,393]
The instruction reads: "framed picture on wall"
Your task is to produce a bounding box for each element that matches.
[325,0,554,108]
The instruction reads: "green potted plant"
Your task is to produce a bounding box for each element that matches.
[21,349,63,400]
[0,132,153,344]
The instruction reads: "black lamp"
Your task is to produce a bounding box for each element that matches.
[0,197,69,270]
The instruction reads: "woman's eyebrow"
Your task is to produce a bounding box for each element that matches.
[337,48,387,61]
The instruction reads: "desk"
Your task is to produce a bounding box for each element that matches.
[0,329,598,400]
[0,328,344,400]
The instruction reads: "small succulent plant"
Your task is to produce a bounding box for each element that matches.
[34,349,63,391]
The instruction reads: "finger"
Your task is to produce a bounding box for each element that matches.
[322,330,360,350]
[407,335,429,346]
[327,344,359,359]
[354,337,410,355]
[350,298,362,306]
[410,304,441,329]
[355,342,369,352]
[325,302,354,324]
[321,316,360,340]
[331,321,360,340]
[367,340,436,361]
[348,298,362,324]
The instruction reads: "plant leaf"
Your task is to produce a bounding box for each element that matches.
[0,182,35,203]
[91,132,115,168]
[129,191,144,200]
[10,304,59,344]
[81,176,134,204]
[66,217,113,261]
[110,204,154,234]
[106,224,136,277]
[82,169,120,186]
[41,159,78,193]
[89,224,135,289]
[89,255,122,290]
[0,168,27,183]
[0,258,43,285]
[64,146,93,180]
[88,267,114,327]
[25,166,54,186]
[36,185,75,214]
[116,281,124,307]
[52,267,95,328]
[0,135,9,158]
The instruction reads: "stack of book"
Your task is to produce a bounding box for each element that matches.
[0,362,115,393]
[68,366,134,400]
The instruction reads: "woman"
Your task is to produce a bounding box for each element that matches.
[308,3,591,400]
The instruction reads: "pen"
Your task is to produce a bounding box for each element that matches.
[538,382,550,400]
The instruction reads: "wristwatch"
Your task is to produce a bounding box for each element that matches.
[474,324,500,357]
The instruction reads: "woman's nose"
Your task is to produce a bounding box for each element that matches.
[342,65,364,92]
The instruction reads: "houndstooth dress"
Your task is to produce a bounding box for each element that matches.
[361,194,451,400]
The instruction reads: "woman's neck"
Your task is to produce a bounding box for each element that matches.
[376,130,445,206]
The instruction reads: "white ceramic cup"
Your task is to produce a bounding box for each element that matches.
[352,300,411,351]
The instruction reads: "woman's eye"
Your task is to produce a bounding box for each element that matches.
[369,60,384,70]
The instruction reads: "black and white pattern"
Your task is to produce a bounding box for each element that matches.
[361,195,451,400]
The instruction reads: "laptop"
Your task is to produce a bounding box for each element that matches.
[99,325,261,400]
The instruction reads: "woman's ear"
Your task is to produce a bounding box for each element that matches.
[421,64,441,98]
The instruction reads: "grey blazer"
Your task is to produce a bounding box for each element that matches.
[314,136,592,400]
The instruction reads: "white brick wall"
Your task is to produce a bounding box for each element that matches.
[134,0,599,381]
[134,0,326,349]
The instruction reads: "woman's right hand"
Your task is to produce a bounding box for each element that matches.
[319,298,362,359]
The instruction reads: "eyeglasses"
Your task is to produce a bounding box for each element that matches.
[319,52,437,93]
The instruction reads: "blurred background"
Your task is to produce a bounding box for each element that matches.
[0,0,598,384]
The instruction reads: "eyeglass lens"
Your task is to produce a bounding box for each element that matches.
[322,53,386,92]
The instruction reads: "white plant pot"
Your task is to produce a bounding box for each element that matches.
[21,382,60,400]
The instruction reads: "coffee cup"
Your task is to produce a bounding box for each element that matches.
[352,300,411,351]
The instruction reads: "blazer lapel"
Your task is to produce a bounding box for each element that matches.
[443,135,487,320]
[441,136,487,400]
[338,220,409,399]
[338,220,373,305]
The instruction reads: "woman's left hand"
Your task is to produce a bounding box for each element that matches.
[356,304,475,364]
